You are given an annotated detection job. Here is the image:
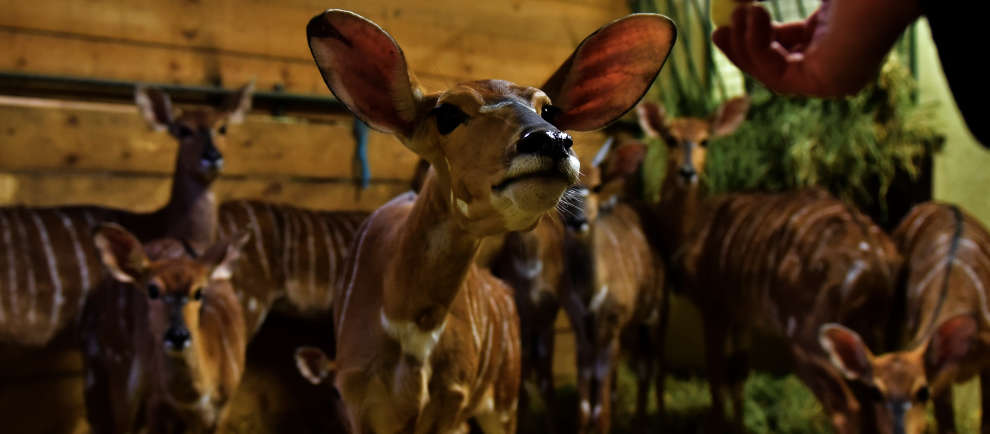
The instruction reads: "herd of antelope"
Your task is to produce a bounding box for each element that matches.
[0,7,986,434]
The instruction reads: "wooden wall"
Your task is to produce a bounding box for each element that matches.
[0,0,626,211]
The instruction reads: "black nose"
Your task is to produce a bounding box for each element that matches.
[517,129,573,159]
[164,326,190,350]
[202,145,223,164]
[678,165,696,179]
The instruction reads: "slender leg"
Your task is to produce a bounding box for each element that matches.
[703,320,730,434]
[933,386,957,434]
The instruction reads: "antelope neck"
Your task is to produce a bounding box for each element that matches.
[383,173,482,332]
[157,164,217,253]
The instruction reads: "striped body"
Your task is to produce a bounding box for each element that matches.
[893,202,990,379]
[489,215,567,431]
[563,201,664,433]
[0,205,202,346]
[665,188,900,432]
[682,189,899,346]
[217,200,367,334]
[80,238,247,433]
[333,192,521,433]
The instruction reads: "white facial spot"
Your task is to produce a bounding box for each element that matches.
[580,399,591,417]
[248,297,258,313]
[859,241,869,251]
[379,309,447,362]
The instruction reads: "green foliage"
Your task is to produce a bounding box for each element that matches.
[702,59,942,222]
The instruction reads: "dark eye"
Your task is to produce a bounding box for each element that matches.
[541,104,561,124]
[700,139,710,148]
[915,386,930,403]
[218,125,227,135]
[193,287,203,301]
[864,384,884,402]
[147,283,161,299]
[432,103,468,135]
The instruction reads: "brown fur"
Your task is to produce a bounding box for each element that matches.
[489,214,567,432]
[639,100,901,434]
[80,224,248,433]
[819,202,990,433]
[0,85,251,347]
[306,10,673,433]
[217,200,367,334]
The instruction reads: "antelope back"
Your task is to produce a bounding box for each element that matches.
[815,203,990,434]
[218,200,368,333]
[690,190,900,342]
[0,207,108,345]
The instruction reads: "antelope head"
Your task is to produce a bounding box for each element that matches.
[307,10,676,235]
[135,83,253,183]
[820,315,978,434]
[93,223,249,357]
[637,96,749,193]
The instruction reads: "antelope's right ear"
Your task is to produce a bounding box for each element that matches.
[925,314,977,390]
[135,85,174,132]
[542,14,676,132]
[93,223,149,283]
[201,231,251,281]
[820,323,876,381]
[636,101,669,140]
[710,96,750,138]
[294,346,335,385]
[307,10,421,138]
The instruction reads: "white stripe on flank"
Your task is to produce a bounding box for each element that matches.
[31,211,64,328]
[316,216,336,306]
[239,202,270,279]
[281,208,295,289]
[12,213,37,324]
[57,211,90,298]
[300,211,317,304]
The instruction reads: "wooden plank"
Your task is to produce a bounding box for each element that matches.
[0,96,605,180]
[0,0,629,93]
[0,97,421,181]
[0,171,410,212]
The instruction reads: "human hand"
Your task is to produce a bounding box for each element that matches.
[712,0,919,97]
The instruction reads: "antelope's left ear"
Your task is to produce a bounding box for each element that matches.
[541,14,676,131]
[93,223,149,283]
[135,85,175,132]
[202,231,251,280]
[222,82,254,125]
[819,323,876,381]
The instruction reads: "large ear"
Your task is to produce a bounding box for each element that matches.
[294,346,336,385]
[636,101,670,139]
[710,96,750,138]
[135,85,174,132]
[201,231,250,281]
[542,14,676,132]
[93,223,149,283]
[307,9,420,137]
[820,323,876,381]
[603,143,648,182]
[925,314,977,389]
[222,81,254,125]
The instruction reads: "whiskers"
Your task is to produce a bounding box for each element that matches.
[556,186,588,222]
